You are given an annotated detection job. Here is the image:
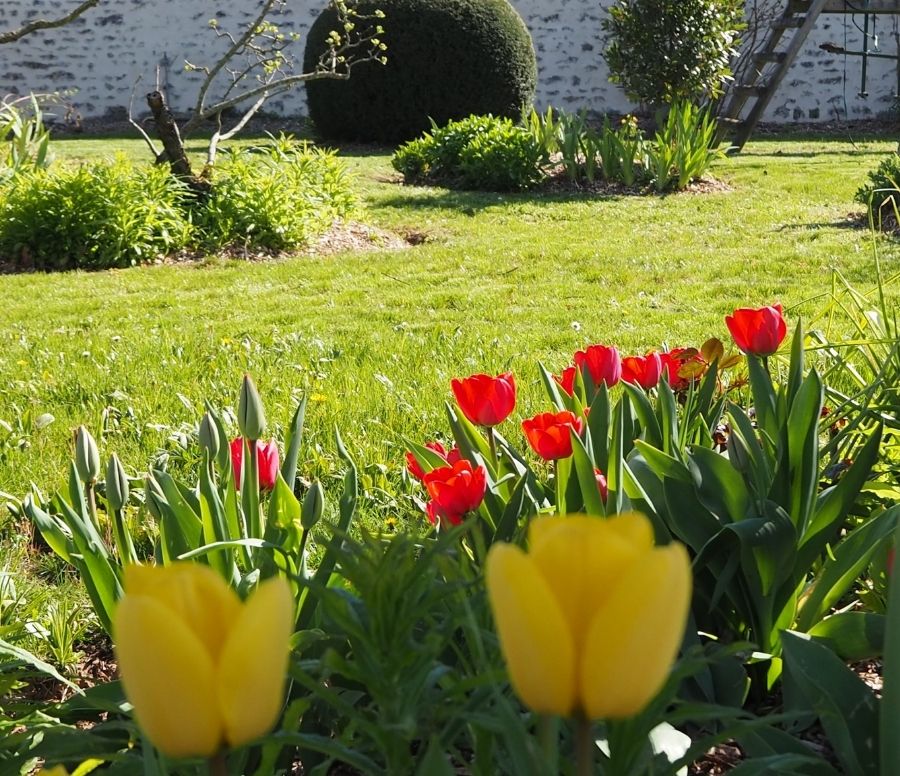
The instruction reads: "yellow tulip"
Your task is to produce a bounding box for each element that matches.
[486,512,691,720]
[37,768,69,776]
[113,563,293,759]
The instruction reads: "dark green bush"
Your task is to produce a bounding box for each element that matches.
[304,0,537,143]
[0,156,193,271]
[197,138,356,251]
[856,153,900,224]
[392,115,543,190]
[603,0,743,106]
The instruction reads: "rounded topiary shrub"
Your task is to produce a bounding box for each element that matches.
[304,0,537,143]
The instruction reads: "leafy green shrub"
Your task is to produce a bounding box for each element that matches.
[603,0,743,106]
[392,114,543,190]
[304,0,537,142]
[197,139,356,251]
[458,122,544,190]
[0,156,193,271]
[856,153,900,224]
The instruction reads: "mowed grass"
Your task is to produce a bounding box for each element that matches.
[1,131,898,543]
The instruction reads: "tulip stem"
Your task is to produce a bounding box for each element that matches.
[554,460,565,515]
[208,753,228,776]
[538,714,559,772]
[488,427,498,463]
[575,715,593,776]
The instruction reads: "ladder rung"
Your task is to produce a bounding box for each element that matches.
[772,16,806,29]
[733,84,769,98]
[753,51,788,64]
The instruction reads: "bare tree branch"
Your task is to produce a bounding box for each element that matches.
[128,76,161,159]
[0,0,101,45]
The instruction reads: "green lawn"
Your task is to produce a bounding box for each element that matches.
[1,132,898,542]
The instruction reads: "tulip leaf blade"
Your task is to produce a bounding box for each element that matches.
[281,393,308,489]
[571,430,604,516]
[781,630,878,776]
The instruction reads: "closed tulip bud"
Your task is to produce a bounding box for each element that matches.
[725,304,787,357]
[105,454,130,511]
[114,563,293,759]
[198,412,219,459]
[486,512,691,720]
[301,480,324,530]
[144,475,165,521]
[238,374,267,441]
[74,426,100,483]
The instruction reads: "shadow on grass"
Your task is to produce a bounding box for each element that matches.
[373,185,628,214]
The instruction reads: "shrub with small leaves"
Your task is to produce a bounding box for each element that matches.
[603,0,743,107]
[392,114,543,190]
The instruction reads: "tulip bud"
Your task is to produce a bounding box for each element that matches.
[301,480,325,530]
[74,426,100,483]
[105,453,130,511]
[198,412,220,458]
[144,475,165,521]
[238,374,267,441]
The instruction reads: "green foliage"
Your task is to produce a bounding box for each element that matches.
[198,138,356,251]
[0,95,53,180]
[0,156,193,271]
[392,114,543,190]
[855,152,900,226]
[647,101,724,192]
[304,0,537,142]
[603,0,743,106]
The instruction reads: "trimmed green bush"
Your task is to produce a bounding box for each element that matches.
[304,0,537,143]
[0,156,193,271]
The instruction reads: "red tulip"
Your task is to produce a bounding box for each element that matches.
[594,468,609,502]
[621,352,663,389]
[405,441,462,482]
[423,459,487,525]
[574,345,621,388]
[725,304,787,357]
[451,372,517,427]
[660,348,706,392]
[555,366,577,396]
[230,437,280,491]
[521,411,584,461]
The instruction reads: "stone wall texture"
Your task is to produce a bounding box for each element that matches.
[1,0,898,122]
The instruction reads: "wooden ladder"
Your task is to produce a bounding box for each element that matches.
[717,0,829,150]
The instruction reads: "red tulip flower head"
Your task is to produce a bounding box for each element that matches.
[522,411,585,461]
[725,304,787,357]
[660,348,706,392]
[423,459,487,527]
[574,345,622,388]
[555,366,577,396]
[231,438,280,491]
[621,352,663,390]
[451,372,517,427]
[405,441,462,482]
[594,468,609,503]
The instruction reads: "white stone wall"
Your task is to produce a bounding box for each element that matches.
[1,0,898,122]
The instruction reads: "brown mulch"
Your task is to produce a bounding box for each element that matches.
[539,169,733,197]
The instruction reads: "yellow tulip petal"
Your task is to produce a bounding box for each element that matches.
[603,512,655,550]
[38,768,69,776]
[124,563,241,662]
[580,543,691,720]
[114,595,222,758]
[218,576,293,748]
[529,516,643,651]
[485,543,576,716]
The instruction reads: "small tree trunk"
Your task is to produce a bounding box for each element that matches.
[145,91,210,193]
